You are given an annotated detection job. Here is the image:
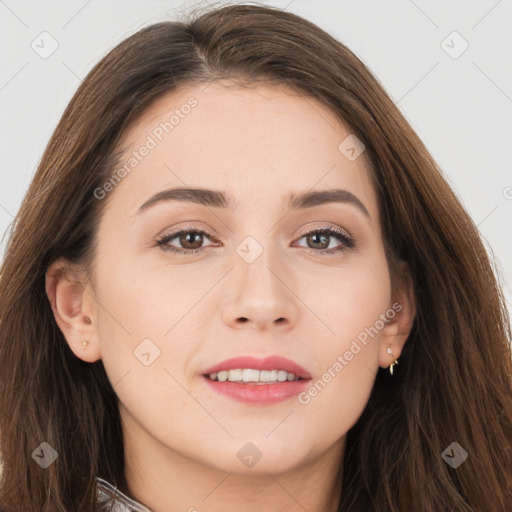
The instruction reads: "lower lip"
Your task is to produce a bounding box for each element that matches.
[202,376,311,405]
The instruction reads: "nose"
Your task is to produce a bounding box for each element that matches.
[221,248,299,332]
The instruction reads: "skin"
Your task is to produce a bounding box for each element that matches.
[46,80,415,512]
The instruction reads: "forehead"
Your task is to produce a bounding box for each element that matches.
[105,80,377,219]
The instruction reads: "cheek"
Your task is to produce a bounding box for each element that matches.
[294,352,376,443]
[294,295,388,439]
[94,265,194,426]
[93,248,214,406]
[298,250,391,347]
[292,254,390,428]
[94,248,177,340]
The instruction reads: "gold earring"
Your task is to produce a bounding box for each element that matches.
[82,340,89,349]
[387,347,399,375]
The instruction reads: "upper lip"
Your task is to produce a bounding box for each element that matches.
[201,355,312,380]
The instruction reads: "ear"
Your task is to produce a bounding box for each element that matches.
[45,257,101,363]
[379,261,416,369]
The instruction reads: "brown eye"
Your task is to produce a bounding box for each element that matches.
[295,227,355,255]
[178,231,205,250]
[156,228,216,255]
[305,232,330,250]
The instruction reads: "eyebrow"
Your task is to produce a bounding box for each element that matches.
[136,187,370,218]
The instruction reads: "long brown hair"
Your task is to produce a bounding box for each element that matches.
[1,3,511,511]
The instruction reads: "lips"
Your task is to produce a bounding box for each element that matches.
[200,355,312,405]
[201,355,312,380]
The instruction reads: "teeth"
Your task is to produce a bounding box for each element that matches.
[228,368,243,381]
[243,368,260,382]
[259,370,277,382]
[217,371,228,382]
[207,368,300,383]
[277,370,288,381]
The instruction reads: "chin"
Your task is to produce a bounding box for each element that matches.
[197,439,311,476]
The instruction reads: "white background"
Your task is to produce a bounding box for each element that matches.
[1,0,511,318]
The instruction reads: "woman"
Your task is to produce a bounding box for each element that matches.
[0,3,511,511]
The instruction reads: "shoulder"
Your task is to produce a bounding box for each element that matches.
[95,477,153,512]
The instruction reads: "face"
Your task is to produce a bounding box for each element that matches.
[48,80,413,478]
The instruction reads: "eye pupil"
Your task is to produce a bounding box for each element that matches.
[181,232,203,249]
[308,233,329,249]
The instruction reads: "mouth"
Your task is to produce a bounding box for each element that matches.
[200,355,312,405]
[203,368,306,383]
[201,354,312,379]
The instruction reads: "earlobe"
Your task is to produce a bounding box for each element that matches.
[45,257,101,363]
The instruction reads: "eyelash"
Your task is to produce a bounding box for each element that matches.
[155,225,355,257]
